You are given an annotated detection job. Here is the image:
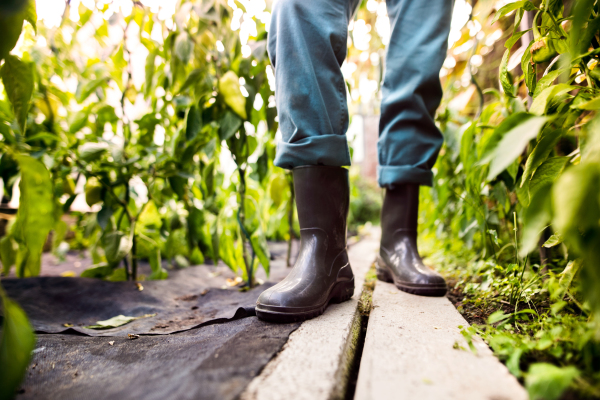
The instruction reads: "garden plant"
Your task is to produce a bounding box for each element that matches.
[1,0,600,399]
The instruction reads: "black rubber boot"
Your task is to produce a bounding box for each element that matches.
[256,166,354,322]
[376,184,447,296]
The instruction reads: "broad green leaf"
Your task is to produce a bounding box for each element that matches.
[185,105,202,140]
[479,113,531,164]
[219,71,247,119]
[0,293,36,400]
[0,235,17,275]
[552,259,582,300]
[79,142,110,162]
[521,129,563,187]
[13,156,55,277]
[530,84,575,115]
[499,49,514,98]
[492,1,535,24]
[102,231,132,264]
[250,229,270,275]
[525,363,579,400]
[504,30,531,50]
[76,77,106,103]
[521,44,536,96]
[24,0,36,33]
[552,164,600,249]
[528,156,568,196]
[573,96,600,110]
[0,7,25,61]
[520,184,552,257]
[1,55,34,134]
[570,0,595,58]
[84,313,155,329]
[80,263,114,278]
[175,32,194,64]
[486,115,548,181]
[219,110,242,141]
[532,69,564,99]
[543,233,563,248]
[189,246,205,265]
[69,108,90,133]
[144,50,157,97]
[148,246,168,280]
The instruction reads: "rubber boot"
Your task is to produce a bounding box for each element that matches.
[376,184,447,296]
[256,166,354,322]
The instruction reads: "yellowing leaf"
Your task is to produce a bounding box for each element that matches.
[84,313,156,330]
[219,71,247,119]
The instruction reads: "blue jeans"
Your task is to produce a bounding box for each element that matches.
[268,0,453,187]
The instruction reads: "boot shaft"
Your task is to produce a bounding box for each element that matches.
[292,166,349,250]
[381,184,419,250]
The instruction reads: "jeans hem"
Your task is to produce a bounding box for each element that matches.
[377,165,433,188]
[274,134,351,169]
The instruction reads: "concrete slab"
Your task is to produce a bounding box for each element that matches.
[354,281,528,400]
[241,232,380,400]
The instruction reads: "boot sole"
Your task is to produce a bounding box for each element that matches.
[255,278,355,323]
[376,256,447,297]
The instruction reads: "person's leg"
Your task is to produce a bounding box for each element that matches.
[377,0,454,296]
[268,0,360,169]
[257,0,360,322]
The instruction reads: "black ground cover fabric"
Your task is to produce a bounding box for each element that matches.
[1,242,296,337]
[17,317,301,400]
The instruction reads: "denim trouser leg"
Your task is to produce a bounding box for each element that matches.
[268,0,453,186]
[377,0,454,187]
[268,0,360,169]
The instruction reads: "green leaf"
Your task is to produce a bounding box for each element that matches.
[552,259,582,300]
[0,236,17,275]
[532,69,564,99]
[144,50,157,98]
[148,247,168,280]
[76,77,106,103]
[250,229,270,276]
[530,84,574,115]
[0,292,36,400]
[219,110,242,141]
[504,30,531,50]
[219,71,247,119]
[573,96,600,110]
[174,32,194,64]
[528,156,568,196]
[79,142,110,162]
[486,115,548,181]
[520,184,552,257]
[552,164,600,249]
[479,113,531,164]
[102,231,132,264]
[24,0,36,33]
[520,128,563,187]
[521,44,536,96]
[525,363,579,400]
[185,105,202,141]
[84,314,155,330]
[13,156,55,277]
[0,8,25,61]
[492,1,535,24]
[80,263,114,279]
[499,49,515,98]
[69,108,90,133]
[543,233,563,248]
[1,55,34,134]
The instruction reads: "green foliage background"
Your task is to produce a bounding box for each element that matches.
[1,0,600,399]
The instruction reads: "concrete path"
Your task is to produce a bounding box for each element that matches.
[242,229,527,400]
[241,230,380,400]
[354,281,528,400]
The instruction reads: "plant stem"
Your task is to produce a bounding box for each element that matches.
[237,167,253,288]
[286,173,295,267]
